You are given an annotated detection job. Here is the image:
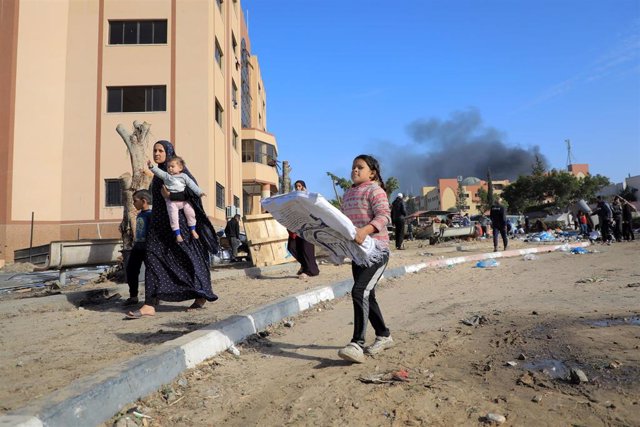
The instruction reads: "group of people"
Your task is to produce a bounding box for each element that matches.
[591,195,637,244]
[123,140,636,365]
[124,143,395,363]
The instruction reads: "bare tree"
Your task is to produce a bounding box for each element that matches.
[116,121,153,249]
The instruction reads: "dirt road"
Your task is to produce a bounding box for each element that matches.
[0,238,474,413]
[105,241,640,426]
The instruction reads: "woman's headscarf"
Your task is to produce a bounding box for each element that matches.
[151,139,219,254]
[154,140,196,182]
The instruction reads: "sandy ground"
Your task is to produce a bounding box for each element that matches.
[2,238,639,426]
[0,237,470,413]
[104,240,639,427]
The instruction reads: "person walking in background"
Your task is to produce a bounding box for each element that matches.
[224,214,243,262]
[287,180,320,279]
[619,196,636,241]
[578,211,589,236]
[391,193,407,250]
[479,214,490,237]
[611,197,623,242]
[126,140,219,319]
[338,154,393,364]
[489,197,508,252]
[593,196,613,244]
[407,219,415,241]
[124,189,153,306]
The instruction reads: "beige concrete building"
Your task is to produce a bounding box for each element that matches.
[420,177,510,215]
[0,0,279,262]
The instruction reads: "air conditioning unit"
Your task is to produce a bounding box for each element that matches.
[225,205,240,219]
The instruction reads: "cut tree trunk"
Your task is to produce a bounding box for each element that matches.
[282,160,291,194]
[116,121,153,250]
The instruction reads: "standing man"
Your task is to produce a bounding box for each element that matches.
[391,193,407,250]
[489,197,508,252]
[611,197,623,242]
[619,196,636,241]
[224,214,243,262]
[592,196,613,244]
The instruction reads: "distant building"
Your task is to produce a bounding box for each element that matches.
[568,163,590,178]
[597,174,640,198]
[418,177,510,215]
[0,0,278,262]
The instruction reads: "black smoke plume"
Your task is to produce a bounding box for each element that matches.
[380,109,547,194]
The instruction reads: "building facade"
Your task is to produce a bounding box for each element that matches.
[420,177,510,215]
[0,0,278,262]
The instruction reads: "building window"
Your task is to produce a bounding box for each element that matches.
[109,20,167,45]
[232,80,238,108]
[105,179,123,207]
[215,100,223,128]
[107,86,166,113]
[232,128,238,150]
[241,39,251,128]
[216,182,225,209]
[234,196,240,208]
[231,33,237,56]
[215,39,223,69]
[242,139,277,165]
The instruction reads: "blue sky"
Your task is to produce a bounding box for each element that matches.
[243,0,640,198]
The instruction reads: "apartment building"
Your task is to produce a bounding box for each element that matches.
[0,0,279,262]
[420,177,511,215]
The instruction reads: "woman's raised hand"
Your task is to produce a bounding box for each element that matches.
[161,185,170,199]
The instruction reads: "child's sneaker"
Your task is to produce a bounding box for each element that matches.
[337,342,365,363]
[365,336,394,355]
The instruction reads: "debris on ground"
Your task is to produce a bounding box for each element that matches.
[461,315,489,326]
[227,345,241,357]
[483,412,506,424]
[570,247,589,255]
[576,276,605,283]
[568,368,589,384]
[359,369,411,384]
[476,259,499,268]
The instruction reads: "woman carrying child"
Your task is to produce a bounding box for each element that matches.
[147,156,205,243]
[126,140,218,318]
[337,154,394,363]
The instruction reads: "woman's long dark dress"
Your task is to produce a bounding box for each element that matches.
[287,233,320,276]
[144,141,218,304]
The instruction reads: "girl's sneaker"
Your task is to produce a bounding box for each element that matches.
[337,342,365,363]
[365,336,394,355]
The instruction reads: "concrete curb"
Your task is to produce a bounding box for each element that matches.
[1,242,590,427]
